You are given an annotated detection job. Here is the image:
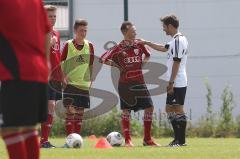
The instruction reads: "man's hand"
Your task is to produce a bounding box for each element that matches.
[137,39,150,45]
[167,82,174,95]
[51,36,57,46]
[61,76,68,90]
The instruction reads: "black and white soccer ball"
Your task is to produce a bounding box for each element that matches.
[106,132,123,146]
[66,133,83,148]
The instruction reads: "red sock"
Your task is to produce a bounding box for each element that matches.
[74,112,83,134]
[40,113,53,144]
[143,112,153,141]
[2,132,27,159]
[121,113,131,141]
[22,130,39,159]
[65,112,74,135]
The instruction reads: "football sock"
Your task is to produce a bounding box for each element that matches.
[171,119,178,141]
[121,113,131,142]
[23,130,39,159]
[2,132,27,159]
[40,113,53,144]
[65,112,74,135]
[176,114,187,144]
[168,112,178,141]
[73,111,83,134]
[143,111,153,141]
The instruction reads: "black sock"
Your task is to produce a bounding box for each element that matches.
[176,114,187,144]
[179,119,187,144]
[171,119,178,141]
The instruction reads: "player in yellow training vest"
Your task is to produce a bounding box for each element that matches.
[61,19,94,137]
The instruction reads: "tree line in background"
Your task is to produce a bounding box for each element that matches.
[48,81,240,138]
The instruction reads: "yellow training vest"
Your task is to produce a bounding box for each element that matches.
[61,39,91,90]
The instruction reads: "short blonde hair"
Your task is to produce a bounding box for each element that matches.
[44,5,57,12]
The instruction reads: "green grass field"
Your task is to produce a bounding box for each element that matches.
[0,138,240,159]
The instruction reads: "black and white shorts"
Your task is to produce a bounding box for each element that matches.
[166,87,187,106]
[63,84,90,109]
[0,80,48,128]
[118,82,153,112]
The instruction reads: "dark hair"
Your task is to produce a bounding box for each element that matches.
[74,19,88,30]
[120,21,133,34]
[160,15,179,28]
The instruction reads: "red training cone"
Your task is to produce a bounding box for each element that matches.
[95,138,112,149]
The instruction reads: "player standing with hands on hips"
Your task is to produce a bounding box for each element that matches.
[140,15,188,146]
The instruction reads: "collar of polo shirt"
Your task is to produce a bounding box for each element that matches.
[173,32,182,38]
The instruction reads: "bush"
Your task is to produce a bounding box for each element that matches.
[215,86,235,137]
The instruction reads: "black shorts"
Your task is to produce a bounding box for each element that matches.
[63,84,90,108]
[48,80,62,100]
[0,80,48,128]
[118,82,153,112]
[166,87,187,106]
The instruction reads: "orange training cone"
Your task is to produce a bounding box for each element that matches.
[95,138,112,149]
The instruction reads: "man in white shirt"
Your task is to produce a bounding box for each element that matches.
[140,15,188,146]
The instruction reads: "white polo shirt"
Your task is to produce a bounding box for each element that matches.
[166,32,188,87]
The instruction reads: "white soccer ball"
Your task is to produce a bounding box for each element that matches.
[66,133,83,148]
[106,132,123,146]
[55,100,66,119]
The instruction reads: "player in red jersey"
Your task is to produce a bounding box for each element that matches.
[40,5,62,149]
[61,19,94,138]
[100,21,160,147]
[0,0,50,159]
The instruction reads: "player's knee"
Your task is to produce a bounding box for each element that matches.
[1,127,20,136]
[66,111,74,120]
[75,107,84,114]
[144,106,153,113]
[122,109,131,115]
[167,112,176,122]
[174,105,184,113]
[122,109,131,120]
[143,111,153,121]
[165,105,174,113]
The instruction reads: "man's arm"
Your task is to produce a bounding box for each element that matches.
[99,46,120,68]
[99,59,120,68]
[45,33,51,67]
[140,44,151,65]
[170,61,180,83]
[139,39,168,52]
[145,41,168,52]
[61,42,68,61]
[89,43,94,81]
[167,60,180,94]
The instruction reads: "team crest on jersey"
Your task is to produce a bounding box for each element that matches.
[52,43,60,53]
[134,49,139,55]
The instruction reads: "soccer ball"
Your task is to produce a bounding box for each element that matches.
[55,100,66,119]
[66,133,83,148]
[106,132,123,146]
